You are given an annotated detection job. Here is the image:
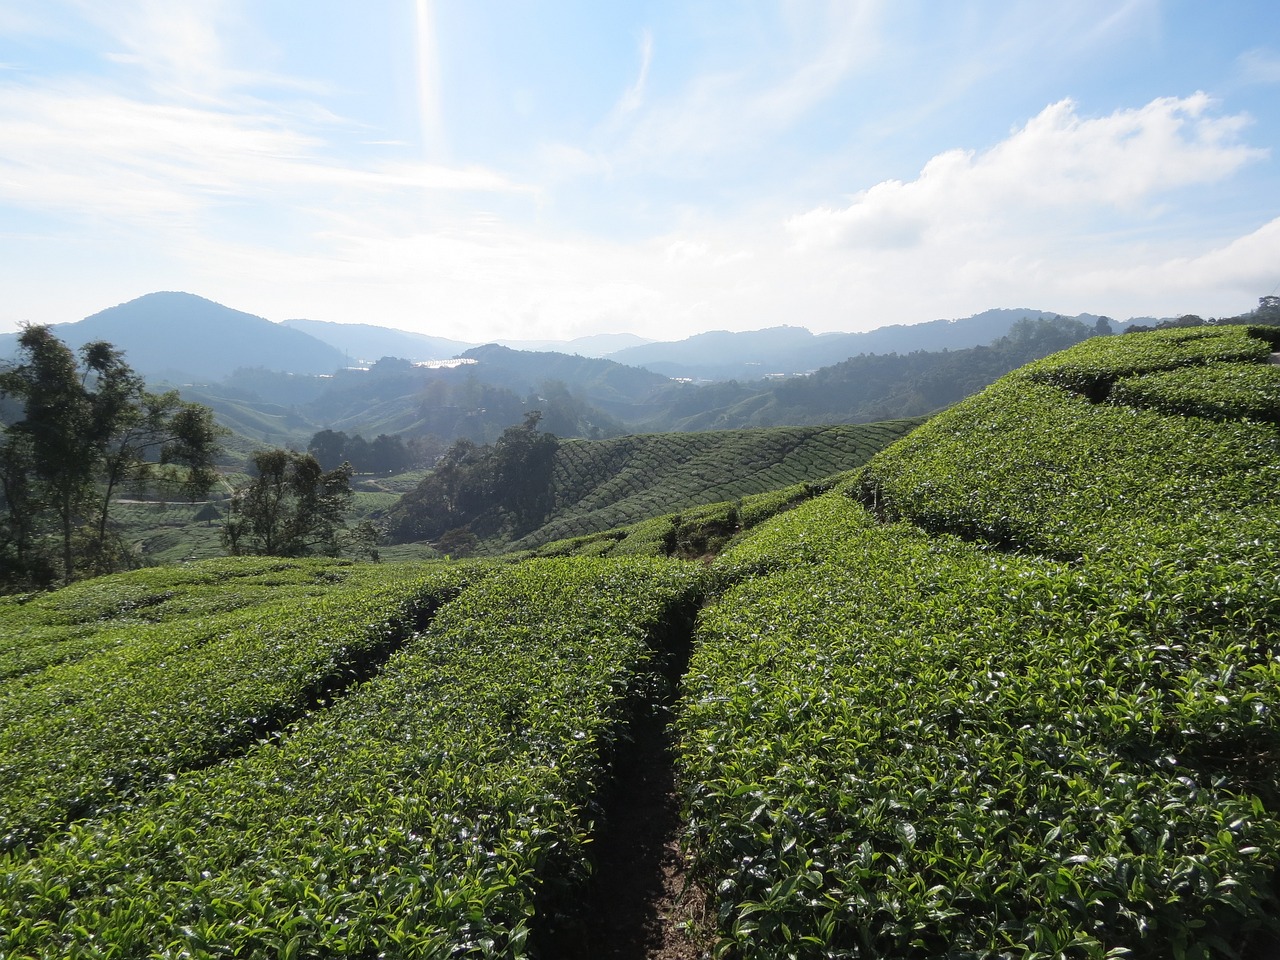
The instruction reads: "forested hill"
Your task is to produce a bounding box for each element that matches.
[641,314,1102,430]
[604,307,1125,379]
[184,315,1104,456]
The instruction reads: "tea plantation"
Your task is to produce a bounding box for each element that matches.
[2,325,1278,957]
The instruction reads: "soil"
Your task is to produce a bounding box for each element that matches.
[545,698,712,960]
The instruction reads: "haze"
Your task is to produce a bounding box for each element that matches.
[1,1,1277,342]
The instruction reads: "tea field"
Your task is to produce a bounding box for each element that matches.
[509,420,923,551]
[680,325,1280,958]
[2,326,1278,957]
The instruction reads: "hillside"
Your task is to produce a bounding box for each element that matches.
[178,315,1107,459]
[606,308,1132,379]
[3,326,1279,957]
[381,420,922,552]
[8,292,346,381]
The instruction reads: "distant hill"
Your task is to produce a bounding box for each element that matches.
[1,293,345,381]
[606,309,1140,379]
[166,316,1111,462]
[497,332,653,357]
[636,315,1102,431]
[458,344,672,412]
[282,318,475,365]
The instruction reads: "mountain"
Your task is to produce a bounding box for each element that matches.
[497,332,653,357]
[281,318,476,364]
[1,293,345,381]
[280,321,652,363]
[605,309,1137,380]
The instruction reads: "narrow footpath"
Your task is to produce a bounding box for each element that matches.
[574,698,709,960]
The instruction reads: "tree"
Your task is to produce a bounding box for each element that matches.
[368,434,411,475]
[381,413,559,545]
[222,449,354,557]
[0,325,223,585]
[308,429,349,471]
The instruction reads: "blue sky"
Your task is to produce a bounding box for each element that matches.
[1,1,1278,342]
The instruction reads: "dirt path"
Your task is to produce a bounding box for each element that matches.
[572,700,709,959]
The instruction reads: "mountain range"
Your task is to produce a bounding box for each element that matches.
[2,291,1152,384]
[0,291,1172,462]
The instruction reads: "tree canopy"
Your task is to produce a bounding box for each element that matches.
[383,412,559,548]
[221,449,357,558]
[0,325,223,587]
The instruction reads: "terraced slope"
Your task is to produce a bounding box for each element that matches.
[678,325,1280,958]
[512,420,921,549]
[1,556,703,956]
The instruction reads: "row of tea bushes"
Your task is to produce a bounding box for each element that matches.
[678,328,1280,957]
[0,560,481,852]
[1019,326,1276,400]
[0,556,373,681]
[1,556,704,958]
[680,494,1280,958]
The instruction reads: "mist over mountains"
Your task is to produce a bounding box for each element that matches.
[0,291,1164,460]
[2,291,1148,382]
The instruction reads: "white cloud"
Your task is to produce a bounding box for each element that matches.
[787,95,1267,251]
[612,29,653,118]
[0,75,530,237]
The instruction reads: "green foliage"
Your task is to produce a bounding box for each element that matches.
[6,321,1280,956]
[0,556,703,958]
[503,421,919,553]
[383,413,561,545]
[0,558,477,852]
[681,511,1280,958]
[308,428,413,474]
[0,325,223,585]
[1020,326,1271,401]
[858,327,1280,559]
[1110,362,1280,423]
[677,325,1280,957]
[222,448,357,557]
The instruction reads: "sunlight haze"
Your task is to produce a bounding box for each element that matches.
[1,1,1277,341]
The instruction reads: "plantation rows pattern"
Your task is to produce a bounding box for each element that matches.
[1,557,703,956]
[517,421,918,550]
[680,326,1280,958]
[2,326,1278,956]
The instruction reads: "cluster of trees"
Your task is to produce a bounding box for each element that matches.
[1127,296,1280,333]
[307,429,413,475]
[222,448,373,559]
[382,412,559,551]
[0,326,223,587]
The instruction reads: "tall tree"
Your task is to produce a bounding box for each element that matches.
[221,449,354,557]
[0,325,223,585]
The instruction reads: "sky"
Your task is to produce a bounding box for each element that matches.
[1,1,1278,343]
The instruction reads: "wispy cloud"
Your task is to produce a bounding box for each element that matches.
[601,0,882,173]
[612,29,653,118]
[1237,48,1280,86]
